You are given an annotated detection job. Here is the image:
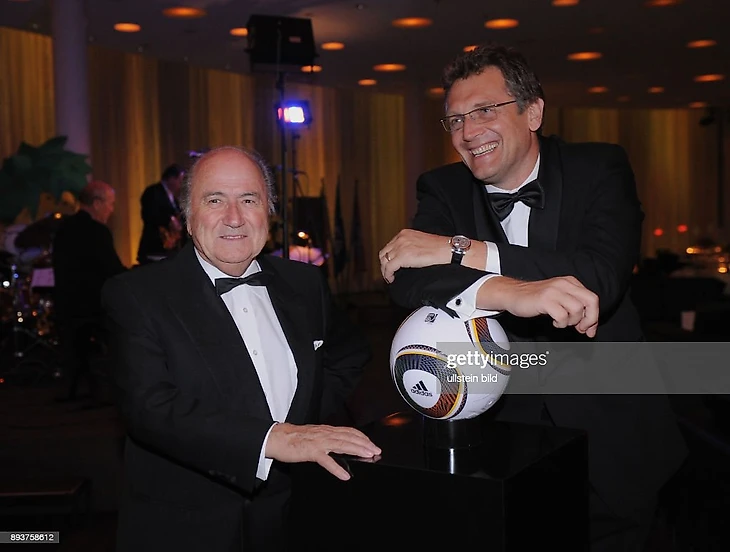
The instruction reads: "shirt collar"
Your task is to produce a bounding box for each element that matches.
[485,153,540,194]
[194,248,261,286]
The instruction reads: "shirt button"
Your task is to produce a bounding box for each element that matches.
[243,307,248,313]
[253,350,258,356]
[456,298,462,306]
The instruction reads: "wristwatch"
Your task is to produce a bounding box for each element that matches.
[449,235,471,265]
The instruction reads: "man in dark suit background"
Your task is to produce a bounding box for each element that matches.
[379,43,686,551]
[136,163,186,264]
[52,180,127,401]
[103,146,381,552]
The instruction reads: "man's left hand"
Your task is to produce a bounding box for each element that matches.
[379,230,451,283]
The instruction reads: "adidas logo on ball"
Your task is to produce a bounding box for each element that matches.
[410,380,433,397]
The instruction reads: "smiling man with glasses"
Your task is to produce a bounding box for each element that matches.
[379,42,686,552]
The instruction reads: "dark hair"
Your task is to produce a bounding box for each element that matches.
[442,42,545,113]
[161,164,185,182]
[179,146,277,220]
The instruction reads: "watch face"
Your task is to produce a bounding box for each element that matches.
[451,236,471,251]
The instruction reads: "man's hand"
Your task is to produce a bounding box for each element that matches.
[479,276,599,338]
[265,423,382,481]
[379,230,453,283]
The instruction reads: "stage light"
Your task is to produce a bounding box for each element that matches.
[276,101,312,126]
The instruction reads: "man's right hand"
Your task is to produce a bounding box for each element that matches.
[477,276,599,338]
[265,423,382,481]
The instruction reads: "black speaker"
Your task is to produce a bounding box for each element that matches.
[246,15,317,69]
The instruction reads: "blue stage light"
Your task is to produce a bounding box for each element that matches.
[276,101,312,126]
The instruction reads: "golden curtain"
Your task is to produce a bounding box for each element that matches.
[0,27,55,161]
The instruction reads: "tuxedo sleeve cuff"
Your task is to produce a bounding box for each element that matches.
[485,241,502,274]
[256,422,277,481]
[447,275,501,319]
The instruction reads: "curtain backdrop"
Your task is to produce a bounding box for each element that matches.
[2,26,726,287]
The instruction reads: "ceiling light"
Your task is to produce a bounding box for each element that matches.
[392,17,432,28]
[428,87,445,96]
[114,23,141,33]
[358,79,377,86]
[301,65,322,73]
[229,27,248,37]
[645,0,681,6]
[648,86,665,93]
[689,101,708,108]
[322,42,345,50]
[373,64,406,72]
[485,19,519,29]
[463,45,478,52]
[552,0,579,5]
[694,74,725,83]
[567,51,602,61]
[687,39,717,48]
[162,7,207,19]
[588,86,608,93]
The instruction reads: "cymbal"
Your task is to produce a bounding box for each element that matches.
[14,213,65,250]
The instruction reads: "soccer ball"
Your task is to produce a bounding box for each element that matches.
[389,306,511,421]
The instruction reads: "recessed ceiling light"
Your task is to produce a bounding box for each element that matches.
[689,101,707,108]
[114,23,141,33]
[588,86,608,93]
[463,45,478,52]
[648,86,665,93]
[229,27,248,37]
[322,42,345,50]
[358,79,377,86]
[567,51,602,61]
[552,0,579,5]
[485,19,519,29]
[645,0,681,6]
[428,87,445,96]
[694,74,725,83]
[162,7,207,19]
[687,39,717,48]
[301,65,322,73]
[392,17,432,28]
[373,63,406,72]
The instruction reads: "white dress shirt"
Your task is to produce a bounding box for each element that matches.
[447,155,541,319]
[196,250,298,480]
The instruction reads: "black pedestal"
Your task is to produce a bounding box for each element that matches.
[290,411,588,551]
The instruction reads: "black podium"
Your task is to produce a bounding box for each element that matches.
[290,411,588,551]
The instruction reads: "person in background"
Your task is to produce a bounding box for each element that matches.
[379,42,687,552]
[136,163,186,264]
[52,180,126,401]
[103,146,380,552]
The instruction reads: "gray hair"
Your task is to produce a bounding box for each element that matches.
[179,145,278,220]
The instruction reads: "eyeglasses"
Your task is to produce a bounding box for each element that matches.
[440,100,518,132]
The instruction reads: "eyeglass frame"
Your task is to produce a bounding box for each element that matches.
[440,100,518,133]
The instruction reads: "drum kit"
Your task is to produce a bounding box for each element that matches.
[1,214,63,380]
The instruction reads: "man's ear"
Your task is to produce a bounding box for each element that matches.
[527,98,545,132]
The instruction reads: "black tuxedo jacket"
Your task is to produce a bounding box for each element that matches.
[389,135,686,520]
[52,210,126,321]
[136,182,181,263]
[102,243,370,551]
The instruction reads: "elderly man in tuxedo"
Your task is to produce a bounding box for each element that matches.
[103,146,380,552]
[379,43,686,552]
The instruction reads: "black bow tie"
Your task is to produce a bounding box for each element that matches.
[488,180,545,222]
[215,272,271,295]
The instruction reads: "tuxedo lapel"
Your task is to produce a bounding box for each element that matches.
[472,177,508,243]
[528,136,562,251]
[256,257,315,424]
[167,244,271,416]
